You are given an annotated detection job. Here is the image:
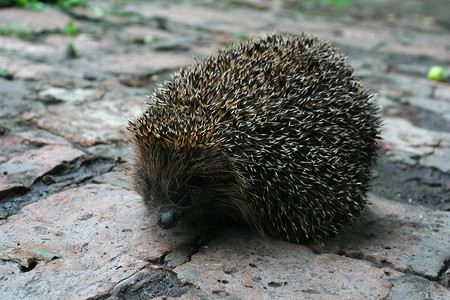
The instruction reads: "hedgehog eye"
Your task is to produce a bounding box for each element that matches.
[186,176,203,204]
[186,176,203,188]
[178,194,193,208]
[168,191,190,208]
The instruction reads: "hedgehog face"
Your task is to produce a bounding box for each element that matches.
[132,142,246,230]
[144,172,209,229]
[156,175,204,229]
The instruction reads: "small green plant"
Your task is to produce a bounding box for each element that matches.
[66,41,78,58]
[15,23,36,39]
[15,28,25,38]
[15,0,44,10]
[0,23,37,39]
[216,0,232,6]
[56,0,86,8]
[144,35,157,44]
[374,8,386,19]
[109,9,136,20]
[14,0,86,9]
[307,0,352,8]
[387,50,397,59]
[291,0,353,17]
[61,22,78,35]
[109,9,125,17]
[0,27,12,36]
[0,68,14,80]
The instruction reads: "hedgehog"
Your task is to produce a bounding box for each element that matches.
[127,34,380,243]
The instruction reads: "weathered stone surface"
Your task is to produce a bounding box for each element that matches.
[434,82,450,101]
[192,41,223,57]
[0,34,113,61]
[27,97,143,147]
[0,135,28,163]
[0,8,71,33]
[0,79,36,118]
[0,183,200,299]
[106,268,183,299]
[173,194,450,299]
[163,245,196,268]
[375,94,400,113]
[420,148,450,173]
[65,6,127,24]
[86,143,125,160]
[405,87,450,119]
[314,194,450,279]
[276,19,390,51]
[93,171,131,190]
[44,35,116,56]
[385,274,450,300]
[381,117,449,155]
[0,36,59,56]
[0,134,73,174]
[376,33,450,62]
[385,150,418,166]
[119,25,176,42]
[125,2,267,33]
[89,52,194,76]
[175,226,399,299]
[379,76,450,120]
[37,86,105,104]
[0,142,84,196]
[0,56,72,81]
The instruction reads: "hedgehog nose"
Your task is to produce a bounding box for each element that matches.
[158,211,179,229]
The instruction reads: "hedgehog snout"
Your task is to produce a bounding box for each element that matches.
[158,211,180,229]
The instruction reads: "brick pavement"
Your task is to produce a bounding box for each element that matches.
[0,0,448,299]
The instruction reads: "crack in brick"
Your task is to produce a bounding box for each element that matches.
[331,248,450,288]
[1,156,114,215]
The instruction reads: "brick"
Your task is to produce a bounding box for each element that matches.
[0,56,71,81]
[125,2,266,33]
[314,194,450,279]
[0,183,200,299]
[275,19,390,51]
[119,26,176,42]
[0,8,71,33]
[175,226,398,299]
[420,148,450,173]
[38,86,105,104]
[0,135,27,163]
[381,117,450,155]
[0,36,59,56]
[174,195,450,298]
[27,97,143,147]
[0,143,84,196]
[44,35,116,56]
[90,51,194,76]
[376,32,450,61]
